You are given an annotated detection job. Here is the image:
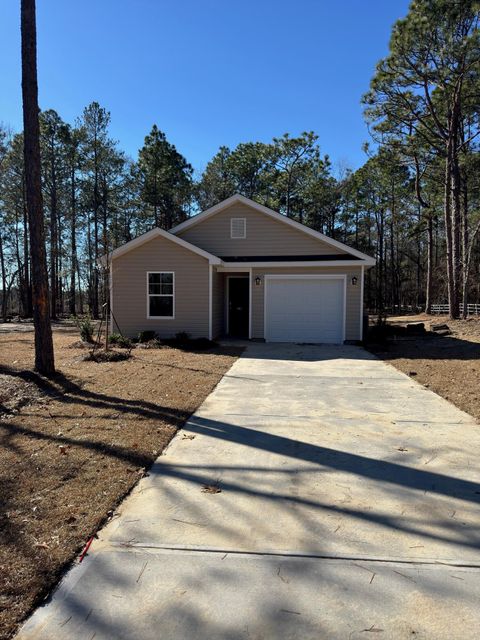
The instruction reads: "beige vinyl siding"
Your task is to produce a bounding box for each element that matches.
[111,235,209,338]
[251,266,362,341]
[177,203,347,257]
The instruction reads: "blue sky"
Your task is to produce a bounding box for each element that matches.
[1,0,409,175]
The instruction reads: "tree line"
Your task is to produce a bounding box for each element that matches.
[0,107,195,321]
[2,0,479,326]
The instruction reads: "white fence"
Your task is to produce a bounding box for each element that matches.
[431,303,480,315]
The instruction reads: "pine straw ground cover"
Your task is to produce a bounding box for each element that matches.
[0,331,241,639]
[368,315,480,422]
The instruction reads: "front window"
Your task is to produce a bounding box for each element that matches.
[147,272,174,318]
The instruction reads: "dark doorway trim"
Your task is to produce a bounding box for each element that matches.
[226,274,250,338]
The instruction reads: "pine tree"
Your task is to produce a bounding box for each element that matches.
[20,0,55,374]
[363,0,480,317]
[137,125,193,229]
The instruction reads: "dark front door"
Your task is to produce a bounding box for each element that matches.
[228,277,249,338]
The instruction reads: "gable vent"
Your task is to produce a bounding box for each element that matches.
[231,217,246,239]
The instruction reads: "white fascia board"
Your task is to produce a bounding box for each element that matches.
[219,259,375,269]
[103,227,221,265]
[170,194,375,263]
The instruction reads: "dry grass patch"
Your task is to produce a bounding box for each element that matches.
[368,315,480,422]
[0,331,241,639]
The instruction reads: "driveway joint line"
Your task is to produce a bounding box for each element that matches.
[105,543,480,569]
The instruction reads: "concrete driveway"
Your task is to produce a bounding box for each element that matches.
[18,344,480,639]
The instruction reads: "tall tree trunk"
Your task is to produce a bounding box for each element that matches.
[57,207,63,315]
[49,166,58,319]
[22,193,33,316]
[21,0,55,375]
[153,170,159,227]
[461,168,469,319]
[0,232,7,321]
[92,215,99,318]
[425,213,433,314]
[77,260,84,314]
[376,209,385,317]
[389,219,396,309]
[448,97,463,320]
[416,239,421,309]
[14,210,25,315]
[69,165,77,315]
[92,134,99,318]
[463,220,480,318]
[101,178,110,351]
[413,151,432,313]
[286,171,292,218]
[444,151,456,319]
[87,211,94,312]
[450,155,462,319]
[389,179,397,310]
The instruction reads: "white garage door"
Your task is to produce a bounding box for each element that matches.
[265,276,345,343]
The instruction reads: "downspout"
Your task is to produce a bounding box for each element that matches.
[360,265,365,342]
[208,263,213,341]
[248,268,252,339]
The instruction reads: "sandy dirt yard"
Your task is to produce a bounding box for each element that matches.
[368,314,480,422]
[0,330,240,640]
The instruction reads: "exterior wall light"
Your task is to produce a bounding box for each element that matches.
[255,276,262,286]
[351,276,358,286]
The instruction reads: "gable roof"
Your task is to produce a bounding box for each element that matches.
[170,194,375,265]
[104,227,221,265]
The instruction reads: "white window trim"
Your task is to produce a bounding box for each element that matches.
[230,217,246,239]
[263,274,347,344]
[146,271,175,320]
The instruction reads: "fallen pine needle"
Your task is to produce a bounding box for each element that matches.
[136,561,148,583]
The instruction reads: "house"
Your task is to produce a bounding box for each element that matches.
[108,195,375,343]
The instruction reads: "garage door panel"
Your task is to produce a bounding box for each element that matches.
[265,277,344,343]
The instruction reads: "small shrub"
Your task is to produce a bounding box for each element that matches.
[174,331,190,345]
[83,350,131,363]
[76,316,95,343]
[69,339,99,349]
[138,330,157,343]
[136,338,164,349]
[109,333,132,348]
